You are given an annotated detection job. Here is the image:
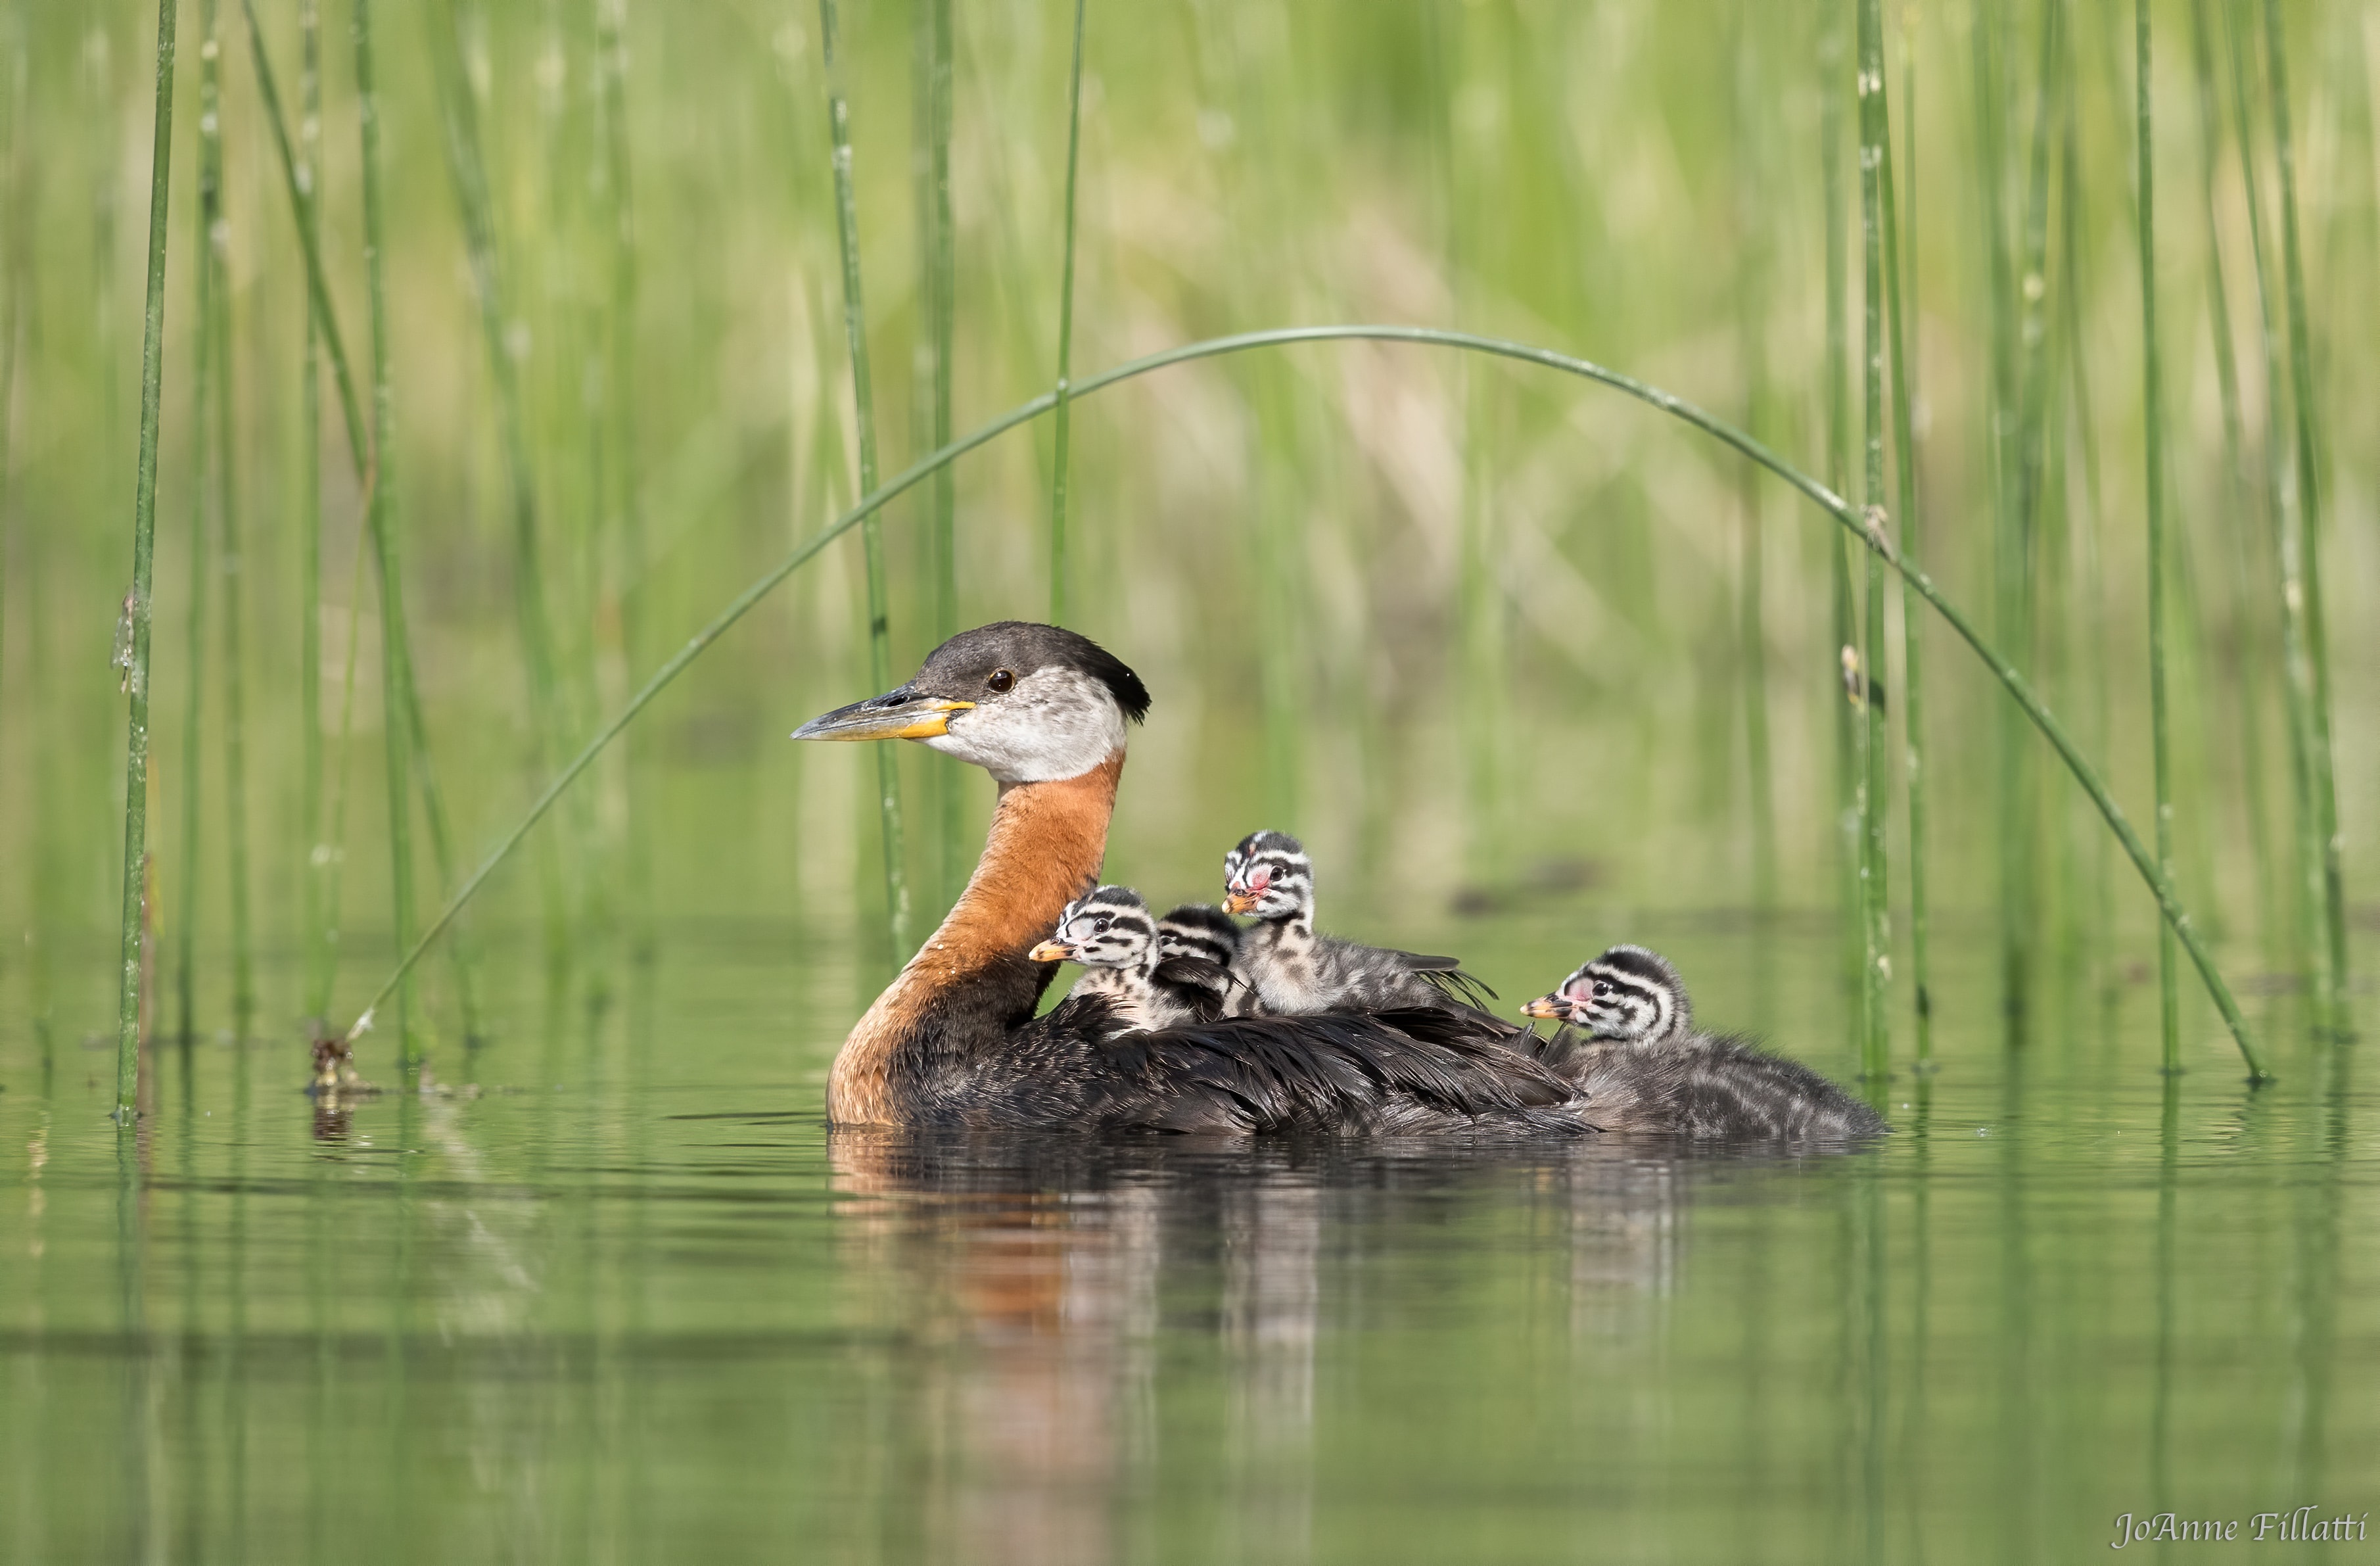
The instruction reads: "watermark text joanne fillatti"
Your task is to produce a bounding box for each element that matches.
[2111,1509,2369,1548]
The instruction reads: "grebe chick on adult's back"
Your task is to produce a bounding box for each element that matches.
[1523,945,1888,1139]
[1223,831,1496,1014]
[1029,886,1232,1033]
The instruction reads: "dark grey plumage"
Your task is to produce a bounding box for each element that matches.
[1222,831,1495,1014]
[1521,943,1887,1139]
[1532,1030,1888,1139]
[1002,998,1591,1136]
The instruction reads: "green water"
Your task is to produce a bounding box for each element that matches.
[4,923,2370,1564]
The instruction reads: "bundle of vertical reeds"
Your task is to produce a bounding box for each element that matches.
[41,0,2362,1114]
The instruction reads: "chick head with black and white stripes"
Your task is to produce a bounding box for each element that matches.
[1522,943,1691,1044]
[1155,903,1241,968]
[1029,886,1158,972]
[1221,831,1313,923]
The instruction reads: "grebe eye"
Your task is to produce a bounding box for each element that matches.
[1094,916,1111,933]
[987,669,1015,694]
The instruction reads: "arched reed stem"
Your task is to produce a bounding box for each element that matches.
[337,324,2269,1081]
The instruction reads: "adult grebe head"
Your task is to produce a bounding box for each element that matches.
[791,621,1151,782]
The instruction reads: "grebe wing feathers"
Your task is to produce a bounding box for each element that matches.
[1406,965,1501,1010]
[996,1008,1592,1136]
[1151,953,1237,994]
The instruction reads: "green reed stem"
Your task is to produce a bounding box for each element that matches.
[1969,2,2018,1033]
[1821,8,1859,1009]
[2137,0,2180,1072]
[115,0,179,1123]
[595,0,650,960]
[2186,0,2277,962]
[336,324,2267,1081]
[1047,0,1086,627]
[1885,0,1930,1062]
[2224,0,2322,1005]
[296,0,329,1021]
[0,50,14,978]
[1855,0,1891,1084]
[354,0,418,1068]
[1729,16,1774,913]
[400,674,481,1039]
[212,24,253,1037]
[2260,0,2346,1026]
[175,0,222,1047]
[239,0,366,485]
[820,0,911,964]
[925,0,959,913]
[253,0,477,1043]
[2058,95,2117,999]
[429,0,569,962]
[314,528,370,1025]
[2004,0,2061,1032]
[218,341,252,1034]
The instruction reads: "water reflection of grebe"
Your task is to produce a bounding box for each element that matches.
[825,1132,1727,1566]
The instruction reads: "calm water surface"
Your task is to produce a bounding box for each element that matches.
[3,920,2373,1564]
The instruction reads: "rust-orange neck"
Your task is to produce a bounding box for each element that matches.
[827,751,1125,1125]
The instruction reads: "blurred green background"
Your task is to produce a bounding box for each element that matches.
[3,0,2371,1061]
